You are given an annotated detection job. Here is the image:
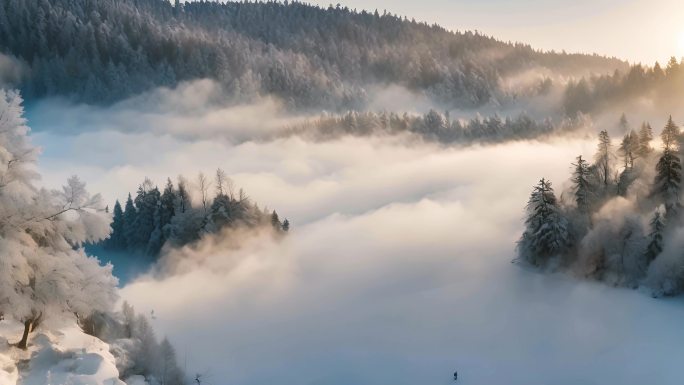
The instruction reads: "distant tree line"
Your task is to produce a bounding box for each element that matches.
[0,0,625,109]
[103,170,289,257]
[518,114,684,296]
[289,109,584,144]
[564,58,684,116]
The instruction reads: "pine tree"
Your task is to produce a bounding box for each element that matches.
[160,178,176,234]
[130,181,157,251]
[158,337,185,385]
[517,178,571,266]
[644,208,666,264]
[282,219,290,232]
[652,118,682,221]
[123,193,138,250]
[571,155,592,213]
[177,176,190,214]
[638,122,654,157]
[271,210,282,231]
[619,113,629,132]
[661,116,679,152]
[618,130,639,169]
[594,130,613,191]
[109,200,125,249]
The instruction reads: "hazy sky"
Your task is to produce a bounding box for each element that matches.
[307,0,684,64]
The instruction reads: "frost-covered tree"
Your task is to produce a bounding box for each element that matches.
[107,200,125,249]
[517,178,571,266]
[651,117,682,221]
[661,116,679,152]
[0,89,117,349]
[271,210,282,231]
[637,122,654,157]
[618,113,629,131]
[159,179,177,234]
[177,176,191,214]
[618,130,640,169]
[197,172,211,213]
[644,208,666,264]
[158,337,185,385]
[594,130,614,191]
[571,155,593,213]
[123,193,137,249]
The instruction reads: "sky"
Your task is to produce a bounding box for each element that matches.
[306,0,684,64]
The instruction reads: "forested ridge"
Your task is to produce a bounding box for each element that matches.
[0,0,627,109]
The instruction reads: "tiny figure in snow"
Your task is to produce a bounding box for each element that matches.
[453,371,458,381]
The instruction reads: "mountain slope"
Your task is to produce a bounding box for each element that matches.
[0,0,626,108]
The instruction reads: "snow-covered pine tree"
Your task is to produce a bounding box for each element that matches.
[518,178,572,266]
[271,210,282,231]
[123,193,137,249]
[158,337,185,385]
[0,89,117,349]
[571,155,593,213]
[108,200,125,249]
[594,130,614,191]
[618,130,640,169]
[637,122,654,158]
[177,175,191,214]
[644,207,666,264]
[617,131,640,196]
[651,116,682,222]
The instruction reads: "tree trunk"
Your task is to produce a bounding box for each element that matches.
[16,319,32,350]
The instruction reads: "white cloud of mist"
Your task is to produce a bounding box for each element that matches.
[107,135,684,385]
[27,82,684,385]
[0,54,23,87]
[28,80,306,142]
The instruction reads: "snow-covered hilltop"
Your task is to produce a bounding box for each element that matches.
[0,321,127,385]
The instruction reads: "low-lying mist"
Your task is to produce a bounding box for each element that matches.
[27,81,684,384]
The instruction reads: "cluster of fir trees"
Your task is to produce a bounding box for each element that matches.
[291,109,584,144]
[104,170,289,257]
[518,115,684,295]
[0,0,625,109]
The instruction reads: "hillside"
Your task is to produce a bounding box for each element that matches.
[0,0,626,109]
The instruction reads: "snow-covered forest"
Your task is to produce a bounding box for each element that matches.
[1,0,625,109]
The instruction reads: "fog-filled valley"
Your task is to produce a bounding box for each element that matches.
[21,82,684,384]
[3,1,684,384]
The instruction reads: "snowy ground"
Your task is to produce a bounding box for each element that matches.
[0,321,135,385]
[30,98,684,385]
